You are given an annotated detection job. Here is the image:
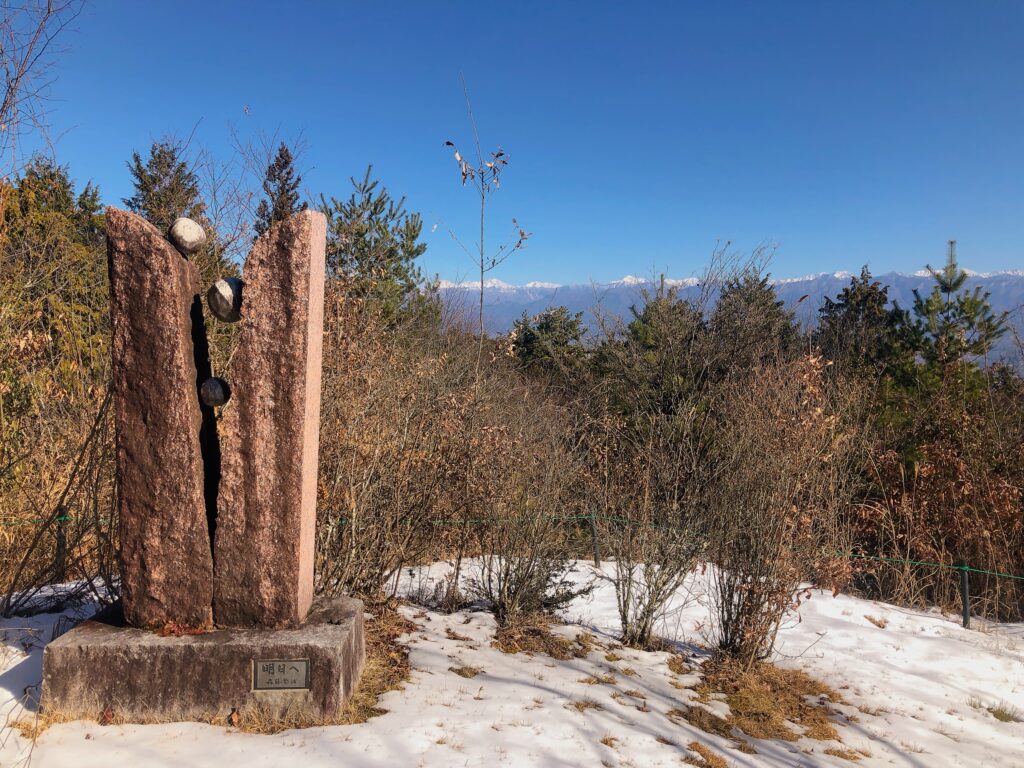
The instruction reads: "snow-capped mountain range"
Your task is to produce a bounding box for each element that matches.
[439,269,1024,359]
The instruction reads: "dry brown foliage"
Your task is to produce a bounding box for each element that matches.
[697,658,844,743]
[707,356,855,665]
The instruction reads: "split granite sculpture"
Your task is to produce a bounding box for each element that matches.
[42,208,364,722]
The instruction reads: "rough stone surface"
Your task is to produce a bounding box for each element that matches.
[41,597,365,722]
[207,276,244,322]
[213,210,327,628]
[168,217,207,255]
[106,208,214,629]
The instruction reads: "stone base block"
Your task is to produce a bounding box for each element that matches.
[42,596,364,723]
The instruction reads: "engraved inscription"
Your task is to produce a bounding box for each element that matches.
[253,658,310,690]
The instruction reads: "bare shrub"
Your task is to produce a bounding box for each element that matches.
[315,289,471,603]
[584,262,732,649]
[707,356,852,665]
[467,395,588,625]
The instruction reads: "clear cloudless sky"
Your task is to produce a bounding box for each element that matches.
[40,0,1024,284]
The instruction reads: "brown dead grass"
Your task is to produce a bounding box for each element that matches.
[696,659,844,743]
[568,697,604,713]
[448,665,480,678]
[579,673,617,685]
[684,741,733,768]
[492,616,592,660]
[667,654,690,675]
[864,615,888,629]
[825,747,864,761]
[667,705,751,752]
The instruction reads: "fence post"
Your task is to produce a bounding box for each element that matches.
[589,510,601,568]
[957,562,970,629]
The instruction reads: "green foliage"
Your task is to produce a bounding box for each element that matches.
[319,166,434,324]
[817,266,907,374]
[709,271,798,370]
[123,139,205,232]
[254,142,307,239]
[902,243,1007,372]
[1,157,110,492]
[611,281,708,417]
[512,306,585,378]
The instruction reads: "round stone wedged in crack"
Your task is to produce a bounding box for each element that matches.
[207,277,244,322]
[199,377,231,407]
[168,217,207,256]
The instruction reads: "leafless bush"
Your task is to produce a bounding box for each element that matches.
[0,391,117,617]
[707,357,852,666]
[467,397,589,625]
[315,289,473,603]
[583,258,737,649]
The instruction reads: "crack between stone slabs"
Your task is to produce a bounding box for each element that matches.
[190,294,221,566]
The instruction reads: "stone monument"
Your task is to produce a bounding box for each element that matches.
[41,209,364,722]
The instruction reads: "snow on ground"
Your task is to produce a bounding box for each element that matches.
[2,562,1022,767]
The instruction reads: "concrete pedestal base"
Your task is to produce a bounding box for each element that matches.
[41,596,364,723]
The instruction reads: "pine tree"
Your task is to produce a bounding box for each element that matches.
[253,143,306,239]
[904,241,1007,370]
[123,140,205,232]
[512,306,585,376]
[817,266,906,373]
[319,165,431,323]
[709,271,798,371]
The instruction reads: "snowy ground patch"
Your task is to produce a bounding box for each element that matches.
[2,562,1022,767]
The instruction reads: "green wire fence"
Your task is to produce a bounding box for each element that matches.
[5,510,1022,627]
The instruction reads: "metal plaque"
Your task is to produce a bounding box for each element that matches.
[253,659,311,690]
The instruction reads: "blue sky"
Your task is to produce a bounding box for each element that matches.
[43,1,1024,284]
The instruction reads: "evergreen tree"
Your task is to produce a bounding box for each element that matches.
[123,140,205,231]
[817,266,906,373]
[319,166,431,323]
[709,271,797,371]
[902,242,1007,370]
[512,306,585,377]
[254,143,306,239]
[75,182,105,247]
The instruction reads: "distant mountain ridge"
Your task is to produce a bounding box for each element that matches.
[439,269,1024,361]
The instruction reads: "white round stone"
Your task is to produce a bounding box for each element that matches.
[207,277,244,323]
[199,377,231,407]
[168,217,207,256]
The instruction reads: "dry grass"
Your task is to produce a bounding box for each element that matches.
[448,665,481,679]
[864,615,888,629]
[604,651,623,662]
[492,616,592,660]
[697,659,843,743]
[667,654,690,675]
[825,747,864,761]
[445,627,472,642]
[599,734,619,748]
[987,701,1022,723]
[568,698,604,713]
[666,705,738,743]
[579,673,617,685]
[684,741,733,768]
